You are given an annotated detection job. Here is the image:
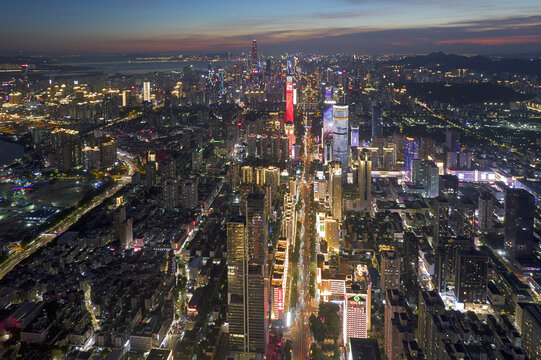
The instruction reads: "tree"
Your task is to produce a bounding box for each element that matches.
[309,314,326,343]
[309,343,325,360]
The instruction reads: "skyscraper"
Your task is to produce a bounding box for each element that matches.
[371,104,383,140]
[504,189,535,261]
[332,105,349,168]
[404,137,419,173]
[380,251,401,295]
[227,197,269,354]
[478,191,494,232]
[329,162,343,221]
[358,149,372,210]
[163,178,179,210]
[143,81,151,102]
[350,126,359,148]
[286,76,294,124]
[445,129,460,152]
[454,250,488,303]
[251,40,258,74]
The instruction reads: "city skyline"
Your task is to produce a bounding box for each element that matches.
[1,0,541,55]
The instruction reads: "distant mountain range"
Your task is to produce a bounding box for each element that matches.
[398,52,541,77]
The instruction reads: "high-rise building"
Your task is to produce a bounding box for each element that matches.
[329,162,343,221]
[286,76,294,124]
[163,178,179,210]
[404,137,419,174]
[346,294,369,340]
[478,191,494,232]
[325,216,339,251]
[120,218,133,250]
[332,105,349,168]
[435,236,474,292]
[285,122,295,154]
[517,303,541,359]
[380,251,401,294]
[143,81,151,102]
[454,250,488,303]
[144,161,157,188]
[416,290,445,359]
[350,126,359,148]
[180,178,198,209]
[371,104,383,140]
[385,290,415,360]
[358,149,372,210]
[251,40,258,74]
[433,196,449,247]
[445,129,460,152]
[504,189,535,261]
[412,159,439,198]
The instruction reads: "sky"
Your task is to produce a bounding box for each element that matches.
[1,0,541,55]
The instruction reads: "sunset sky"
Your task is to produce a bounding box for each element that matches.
[2,0,541,55]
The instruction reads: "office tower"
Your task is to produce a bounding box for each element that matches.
[371,104,383,139]
[99,138,116,168]
[433,196,449,247]
[385,290,415,360]
[251,40,258,74]
[478,192,494,232]
[226,216,247,351]
[380,251,401,294]
[516,304,541,359]
[403,137,419,173]
[358,149,372,210]
[446,129,460,152]
[244,194,268,353]
[325,217,339,251]
[346,294,369,340]
[286,76,294,123]
[504,189,535,261]
[329,162,343,221]
[143,81,151,102]
[435,236,474,292]
[163,178,179,210]
[412,160,439,198]
[144,161,157,188]
[332,105,349,168]
[350,126,359,148]
[284,122,295,154]
[180,178,198,209]
[454,250,488,303]
[120,218,133,250]
[322,88,333,146]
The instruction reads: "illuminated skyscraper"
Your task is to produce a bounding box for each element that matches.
[329,161,343,221]
[371,104,383,140]
[286,76,294,124]
[332,105,349,169]
[143,81,151,102]
[404,137,419,173]
[251,40,258,74]
[227,194,269,354]
[358,149,372,210]
[285,122,295,154]
[380,251,401,295]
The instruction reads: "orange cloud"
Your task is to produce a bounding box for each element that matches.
[436,34,541,45]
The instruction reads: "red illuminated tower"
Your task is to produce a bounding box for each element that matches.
[251,40,258,74]
[286,76,293,123]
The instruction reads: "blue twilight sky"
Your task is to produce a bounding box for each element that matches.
[1,0,541,55]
